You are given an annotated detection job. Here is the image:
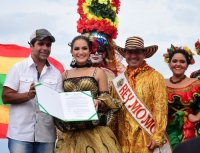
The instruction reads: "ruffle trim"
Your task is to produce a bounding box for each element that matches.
[167,80,200,105]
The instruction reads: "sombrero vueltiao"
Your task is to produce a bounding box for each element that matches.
[113,36,158,58]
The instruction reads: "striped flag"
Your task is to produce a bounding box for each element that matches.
[0,44,64,138]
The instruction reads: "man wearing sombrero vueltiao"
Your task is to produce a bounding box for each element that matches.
[112,36,168,153]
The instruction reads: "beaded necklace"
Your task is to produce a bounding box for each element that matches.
[169,75,186,84]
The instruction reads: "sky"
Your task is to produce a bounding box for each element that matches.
[0,0,200,152]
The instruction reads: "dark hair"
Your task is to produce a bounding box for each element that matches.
[28,39,37,46]
[30,39,37,46]
[168,49,192,65]
[68,35,91,50]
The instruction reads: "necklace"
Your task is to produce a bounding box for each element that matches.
[70,60,92,68]
[169,75,186,84]
[76,64,91,68]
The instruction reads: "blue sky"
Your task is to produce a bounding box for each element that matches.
[0,0,200,152]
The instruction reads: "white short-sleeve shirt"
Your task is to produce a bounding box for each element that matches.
[3,55,63,142]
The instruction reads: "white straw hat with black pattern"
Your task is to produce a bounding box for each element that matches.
[113,36,158,58]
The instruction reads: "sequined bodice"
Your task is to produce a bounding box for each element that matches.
[63,76,99,98]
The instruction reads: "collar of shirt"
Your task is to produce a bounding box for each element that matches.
[27,54,51,68]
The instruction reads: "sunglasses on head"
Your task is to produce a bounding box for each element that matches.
[91,47,106,55]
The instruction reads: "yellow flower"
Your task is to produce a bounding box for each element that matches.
[183,46,194,56]
[98,0,111,4]
[85,0,92,5]
[196,48,200,55]
[164,58,169,63]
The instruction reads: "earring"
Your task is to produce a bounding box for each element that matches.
[87,58,92,64]
[86,58,92,67]
[70,58,77,68]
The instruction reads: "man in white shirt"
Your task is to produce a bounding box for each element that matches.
[2,29,63,153]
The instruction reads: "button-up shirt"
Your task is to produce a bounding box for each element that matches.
[3,55,63,142]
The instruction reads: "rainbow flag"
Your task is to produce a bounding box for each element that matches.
[0,44,64,138]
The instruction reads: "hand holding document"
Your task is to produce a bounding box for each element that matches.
[35,82,98,122]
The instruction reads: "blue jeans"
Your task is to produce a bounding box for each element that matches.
[8,138,55,153]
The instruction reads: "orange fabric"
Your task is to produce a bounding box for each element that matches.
[125,61,152,88]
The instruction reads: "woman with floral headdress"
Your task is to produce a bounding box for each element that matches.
[163,45,200,149]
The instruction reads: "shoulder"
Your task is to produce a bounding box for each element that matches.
[13,58,28,67]
[61,69,68,76]
[148,69,165,80]
[49,64,60,73]
[7,59,28,74]
[152,69,163,76]
[95,67,106,76]
[167,78,200,90]
[187,78,200,86]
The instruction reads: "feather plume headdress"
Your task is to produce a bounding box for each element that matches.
[77,0,120,39]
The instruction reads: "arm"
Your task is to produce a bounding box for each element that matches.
[188,112,200,122]
[95,68,123,111]
[188,81,200,122]
[93,68,108,110]
[2,66,35,104]
[97,67,109,92]
[3,83,35,104]
[150,72,168,147]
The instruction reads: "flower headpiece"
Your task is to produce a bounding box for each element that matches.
[77,0,120,39]
[163,44,195,64]
[195,39,200,55]
[77,0,125,74]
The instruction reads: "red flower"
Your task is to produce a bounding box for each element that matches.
[195,40,200,48]
[111,0,121,14]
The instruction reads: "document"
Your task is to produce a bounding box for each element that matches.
[35,82,98,122]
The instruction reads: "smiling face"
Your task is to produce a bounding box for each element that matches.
[30,37,51,63]
[169,53,188,76]
[125,49,145,69]
[71,39,90,66]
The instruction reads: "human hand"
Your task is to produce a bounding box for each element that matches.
[56,128,62,138]
[94,99,102,111]
[188,113,200,123]
[28,83,36,99]
[147,140,158,151]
